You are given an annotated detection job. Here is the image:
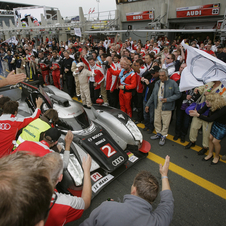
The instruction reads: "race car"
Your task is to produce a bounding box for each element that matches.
[0,81,151,198]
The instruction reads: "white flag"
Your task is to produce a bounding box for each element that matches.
[1,36,18,45]
[179,40,226,92]
[74,28,82,37]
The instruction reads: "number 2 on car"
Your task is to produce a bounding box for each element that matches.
[100,144,116,158]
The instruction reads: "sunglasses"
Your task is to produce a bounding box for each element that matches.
[48,191,58,212]
[167,57,171,59]
[44,191,58,219]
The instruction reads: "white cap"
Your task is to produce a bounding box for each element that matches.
[76,62,85,67]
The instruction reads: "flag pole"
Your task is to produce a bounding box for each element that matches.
[97,0,100,21]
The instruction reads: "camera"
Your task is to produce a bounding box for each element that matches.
[102,61,110,68]
[188,92,201,105]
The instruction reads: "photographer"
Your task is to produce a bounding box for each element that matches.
[12,52,26,75]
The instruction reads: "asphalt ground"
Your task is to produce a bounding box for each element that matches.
[67,98,226,226]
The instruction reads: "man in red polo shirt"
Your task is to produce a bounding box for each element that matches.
[204,44,215,56]
[0,97,43,157]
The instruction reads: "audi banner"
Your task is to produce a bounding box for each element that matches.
[179,40,226,92]
[126,10,154,22]
[176,3,220,18]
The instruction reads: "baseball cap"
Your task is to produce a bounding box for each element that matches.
[44,128,61,142]
[150,66,160,74]
[76,62,85,67]
[217,44,224,48]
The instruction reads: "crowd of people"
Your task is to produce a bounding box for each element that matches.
[0,33,226,225]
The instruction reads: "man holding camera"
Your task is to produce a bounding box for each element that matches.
[80,155,174,226]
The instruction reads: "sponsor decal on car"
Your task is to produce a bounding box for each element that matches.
[92,174,114,193]
[91,172,103,182]
[100,143,116,158]
[112,156,124,166]
[127,152,138,163]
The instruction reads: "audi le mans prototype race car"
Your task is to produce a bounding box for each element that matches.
[0,81,151,198]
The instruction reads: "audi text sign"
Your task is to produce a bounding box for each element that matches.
[126,10,154,21]
[176,3,220,18]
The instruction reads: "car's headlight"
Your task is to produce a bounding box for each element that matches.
[65,154,84,187]
[126,118,143,143]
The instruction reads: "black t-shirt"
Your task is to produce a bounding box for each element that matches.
[216,52,226,63]
[198,104,226,124]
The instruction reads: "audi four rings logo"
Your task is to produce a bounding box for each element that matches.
[112,156,124,166]
[0,123,11,130]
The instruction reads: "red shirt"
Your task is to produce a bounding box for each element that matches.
[81,57,104,90]
[0,108,41,158]
[45,190,85,226]
[204,50,215,56]
[14,140,51,156]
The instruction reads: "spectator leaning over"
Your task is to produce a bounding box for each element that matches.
[15,109,59,147]
[80,155,174,226]
[15,129,72,173]
[145,69,181,146]
[0,97,43,157]
[141,66,160,134]
[0,151,53,226]
[185,81,226,155]
[189,93,226,164]
[162,54,176,77]
[42,152,92,226]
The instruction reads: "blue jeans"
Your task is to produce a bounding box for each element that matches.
[143,99,154,131]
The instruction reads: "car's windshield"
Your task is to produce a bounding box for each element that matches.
[59,111,91,131]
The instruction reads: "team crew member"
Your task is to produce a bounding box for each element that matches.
[0,97,43,157]
[42,152,92,226]
[15,109,58,147]
[38,52,51,85]
[15,127,62,156]
[109,57,137,117]
[74,62,96,108]
[60,51,75,97]
[105,56,119,108]
[51,50,63,90]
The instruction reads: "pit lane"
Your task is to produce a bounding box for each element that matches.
[68,98,226,226]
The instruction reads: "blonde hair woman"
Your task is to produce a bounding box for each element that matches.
[189,93,226,164]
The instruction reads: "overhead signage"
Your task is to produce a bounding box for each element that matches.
[176,3,220,18]
[126,10,154,21]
